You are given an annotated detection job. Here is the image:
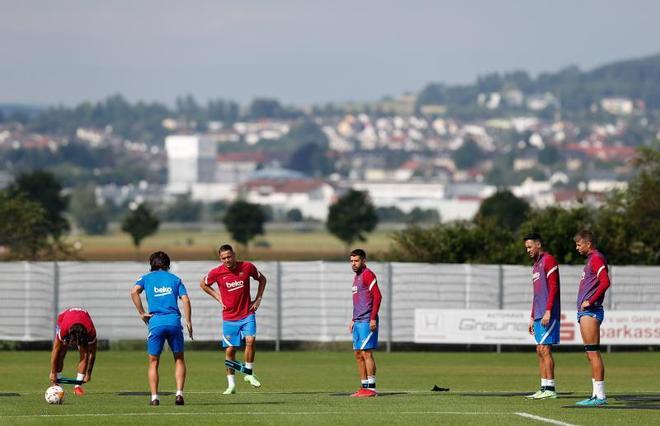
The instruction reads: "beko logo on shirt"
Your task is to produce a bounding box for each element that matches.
[352,285,358,294]
[532,272,540,282]
[154,286,173,297]
[226,280,244,291]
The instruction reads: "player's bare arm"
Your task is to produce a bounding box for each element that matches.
[200,276,224,307]
[84,340,97,383]
[541,310,551,326]
[130,285,153,324]
[180,294,193,339]
[250,273,267,311]
[49,338,63,384]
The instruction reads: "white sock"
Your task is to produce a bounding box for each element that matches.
[245,362,253,372]
[56,372,63,380]
[361,379,368,388]
[546,379,555,390]
[592,378,597,397]
[367,375,376,390]
[151,394,159,401]
[176,390,183,397]
[594,381,605,399]
[76,372,85,382]
[541,378,548,388]
[227,375,236,387]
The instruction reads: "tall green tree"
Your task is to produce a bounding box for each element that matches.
[121,204,160,248]
[452,138,484,169]
[326,190,378,248]
[68,184,109,235]
[223,200,266,249]
[9,170,70,238]
[475,189,530,232]
[0,191,52,259]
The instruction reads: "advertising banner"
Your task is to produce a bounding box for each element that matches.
[414,309,660,345]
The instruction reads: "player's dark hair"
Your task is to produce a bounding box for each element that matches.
[350,248,367,259]
[523,232,543,244]
[218,244,234,253]
[574,229,595,244]
[149,251,170,271]
[67,323,89,346]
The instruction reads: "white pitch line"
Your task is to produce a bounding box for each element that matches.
[515,412,578,426]
[1,411,510,419]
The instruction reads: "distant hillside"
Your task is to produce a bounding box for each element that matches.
[417,52,660,113]
[0,103,45,121]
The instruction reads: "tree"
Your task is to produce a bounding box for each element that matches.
[9,170,70,238]
[163,193,203,222]
[68,184,109,235]
[475,189,530,232]
[0,191,52,259]
[121,204,160,248]
[286,208,303,222]
[452,138,484,169]
[223,200,266,249]
[326,190,378,248]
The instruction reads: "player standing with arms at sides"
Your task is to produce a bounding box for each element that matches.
[523,233,561,400]
[130,251,193,406]
[200,244,267,394]
[349,249,382,398]
[49,307,98,396]
[574,230,611,406]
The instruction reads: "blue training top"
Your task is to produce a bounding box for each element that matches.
[135,270,188,330]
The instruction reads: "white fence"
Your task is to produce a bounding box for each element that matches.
[1,262,659,348]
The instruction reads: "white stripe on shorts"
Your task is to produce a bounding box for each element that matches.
[539,319,557,344]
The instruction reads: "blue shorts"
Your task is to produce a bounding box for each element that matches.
[147,325,184,356]
[533,318,560,345]
[578,306,604,324]
[222,314,256,348]
[352,321,378,351]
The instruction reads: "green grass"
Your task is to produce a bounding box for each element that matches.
[1,350,659,425]
[66,228,395,261]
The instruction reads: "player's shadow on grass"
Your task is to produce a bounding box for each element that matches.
[563,394,660,410]
[459,392,574,397]
[192,401,287,406]
[329,392,409,397]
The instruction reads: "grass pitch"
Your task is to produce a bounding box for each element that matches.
[0,350,659,425]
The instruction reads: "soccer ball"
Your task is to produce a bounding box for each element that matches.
[45,385,64,404]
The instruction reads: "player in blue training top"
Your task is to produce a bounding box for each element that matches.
[131,251,193,406]
[523,232,561,400]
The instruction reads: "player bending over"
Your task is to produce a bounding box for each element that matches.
[131,251,193,406]
[523,232,561,400]
[574,230,611,407]
[349,249,382,398]
[49,307,98,396]
[201,244,267,394]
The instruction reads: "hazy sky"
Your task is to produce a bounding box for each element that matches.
[2,0,659,106]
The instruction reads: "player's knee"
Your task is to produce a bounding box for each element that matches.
[245,337,256,346]
[584,344,600,353]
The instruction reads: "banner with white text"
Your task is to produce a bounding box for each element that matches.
[414,309,660,345]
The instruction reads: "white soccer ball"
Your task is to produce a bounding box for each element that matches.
[45,385,64,404]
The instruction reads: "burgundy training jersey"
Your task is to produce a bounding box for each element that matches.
[531,252,561,320]
[352,267,381,322]
[577,250,610,310]
[56,308,97,343]
[205,261,261,321]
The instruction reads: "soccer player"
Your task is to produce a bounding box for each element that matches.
[523,233,561,400]
[49,307,98,396]
[574,230,611,407]
[349,248,382,398]
[130,251,193,406]
[200,244,267,394]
